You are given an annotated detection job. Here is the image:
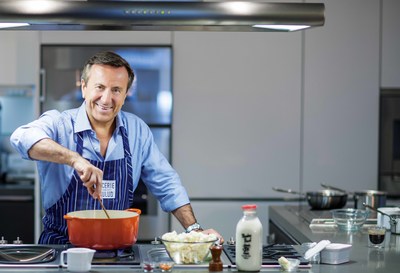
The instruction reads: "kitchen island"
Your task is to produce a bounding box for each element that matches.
[1,205,399,272]
[269,205,400,273]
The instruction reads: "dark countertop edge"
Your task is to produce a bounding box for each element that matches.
[269,205,312,244]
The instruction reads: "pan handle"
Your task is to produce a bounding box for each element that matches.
[272,187,304,196]
[320,183,349,193]
[363,203,394,220]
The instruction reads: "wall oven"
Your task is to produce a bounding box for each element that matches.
[379,88,400,197]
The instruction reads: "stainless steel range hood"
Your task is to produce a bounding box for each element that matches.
[0,0,325,32]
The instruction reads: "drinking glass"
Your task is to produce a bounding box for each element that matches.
[368,226,386,249]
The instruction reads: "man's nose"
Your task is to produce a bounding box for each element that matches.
[101,89,112,103]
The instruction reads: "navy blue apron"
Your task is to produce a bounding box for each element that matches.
[39,127,134,244]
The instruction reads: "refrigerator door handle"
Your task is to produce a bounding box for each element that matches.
[40,68,46,103]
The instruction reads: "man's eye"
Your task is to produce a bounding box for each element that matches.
[113,88,122,93]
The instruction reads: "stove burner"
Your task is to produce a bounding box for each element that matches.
[224,244,309,265]
[0,246,57,264]
[0,244,141,268]
[94,250,117,259]
[262,245,303,260]
[92,245,140,265]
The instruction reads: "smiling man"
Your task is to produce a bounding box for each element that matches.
[10,51,221,244]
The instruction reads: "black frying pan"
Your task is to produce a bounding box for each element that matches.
[273,187,348,210]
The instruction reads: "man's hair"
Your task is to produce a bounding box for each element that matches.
[81,51,135,91]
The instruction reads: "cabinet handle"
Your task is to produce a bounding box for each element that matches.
[0,195,33,202]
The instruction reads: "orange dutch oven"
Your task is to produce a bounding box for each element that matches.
[64,208,141,250]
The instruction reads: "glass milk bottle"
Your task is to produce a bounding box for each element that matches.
[235,204,263,271]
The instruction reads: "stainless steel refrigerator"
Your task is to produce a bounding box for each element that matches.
[41,45,173,240]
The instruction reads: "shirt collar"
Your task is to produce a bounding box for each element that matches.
[74,102,124,134]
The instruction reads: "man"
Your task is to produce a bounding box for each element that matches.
[10,51,221,244]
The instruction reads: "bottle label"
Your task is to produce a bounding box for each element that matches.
[240,233,252,259]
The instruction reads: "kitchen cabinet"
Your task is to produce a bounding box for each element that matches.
[173,31,303,199]
[302,0,380,192]
[381,0,400,87]
[0,184,34,243]
[0,31,39,85]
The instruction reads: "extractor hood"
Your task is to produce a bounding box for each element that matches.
[0,0,325,32]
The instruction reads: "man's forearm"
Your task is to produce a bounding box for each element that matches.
[171,203,198,229]
[28,138,79,167]
[28,138,103,198]
[171,203,223,243]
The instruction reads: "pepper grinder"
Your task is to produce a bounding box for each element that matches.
[209,245,223,272]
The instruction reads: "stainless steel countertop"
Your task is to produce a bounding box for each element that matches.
[1,205,399,272]
[269,205,400,273]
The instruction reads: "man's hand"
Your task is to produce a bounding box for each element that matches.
[201,229,225,244]
[72,156,103,199]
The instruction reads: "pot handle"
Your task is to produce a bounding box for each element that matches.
[126,208,142,215]
[63,214,75,220]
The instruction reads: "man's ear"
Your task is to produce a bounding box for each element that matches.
[81,79,86,99]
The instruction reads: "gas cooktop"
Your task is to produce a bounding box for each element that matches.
[223,244,310,268]
[0,243,310,268]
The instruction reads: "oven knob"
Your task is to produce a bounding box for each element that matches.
[227,237,235,245]
[13,237,23,244]
[0,236,7,244]
[151,237,161,245]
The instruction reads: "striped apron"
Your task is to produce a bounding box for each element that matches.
[39,127,134,244]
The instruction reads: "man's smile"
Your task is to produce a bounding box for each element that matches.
[95,102,113,111]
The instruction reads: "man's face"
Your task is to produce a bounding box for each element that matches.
[81,64,129,128]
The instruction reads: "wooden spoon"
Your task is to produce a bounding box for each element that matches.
[92,184,110,219]
[98,198,111,219]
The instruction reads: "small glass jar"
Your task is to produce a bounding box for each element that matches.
[301,242,321,264]
[141,260,156,272]
[158,261,174,272]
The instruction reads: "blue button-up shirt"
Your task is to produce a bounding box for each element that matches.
[10,102,190,211]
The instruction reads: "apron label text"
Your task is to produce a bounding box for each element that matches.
[102,180,116,199]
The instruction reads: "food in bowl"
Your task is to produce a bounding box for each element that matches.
[160,231,218,264]
[331,209,369,231]
[278,256,300,271]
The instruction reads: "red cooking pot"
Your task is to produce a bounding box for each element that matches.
[64,208,141,250]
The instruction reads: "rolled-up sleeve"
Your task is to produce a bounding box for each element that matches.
[10,110,61,160]
[138,124,190,212]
